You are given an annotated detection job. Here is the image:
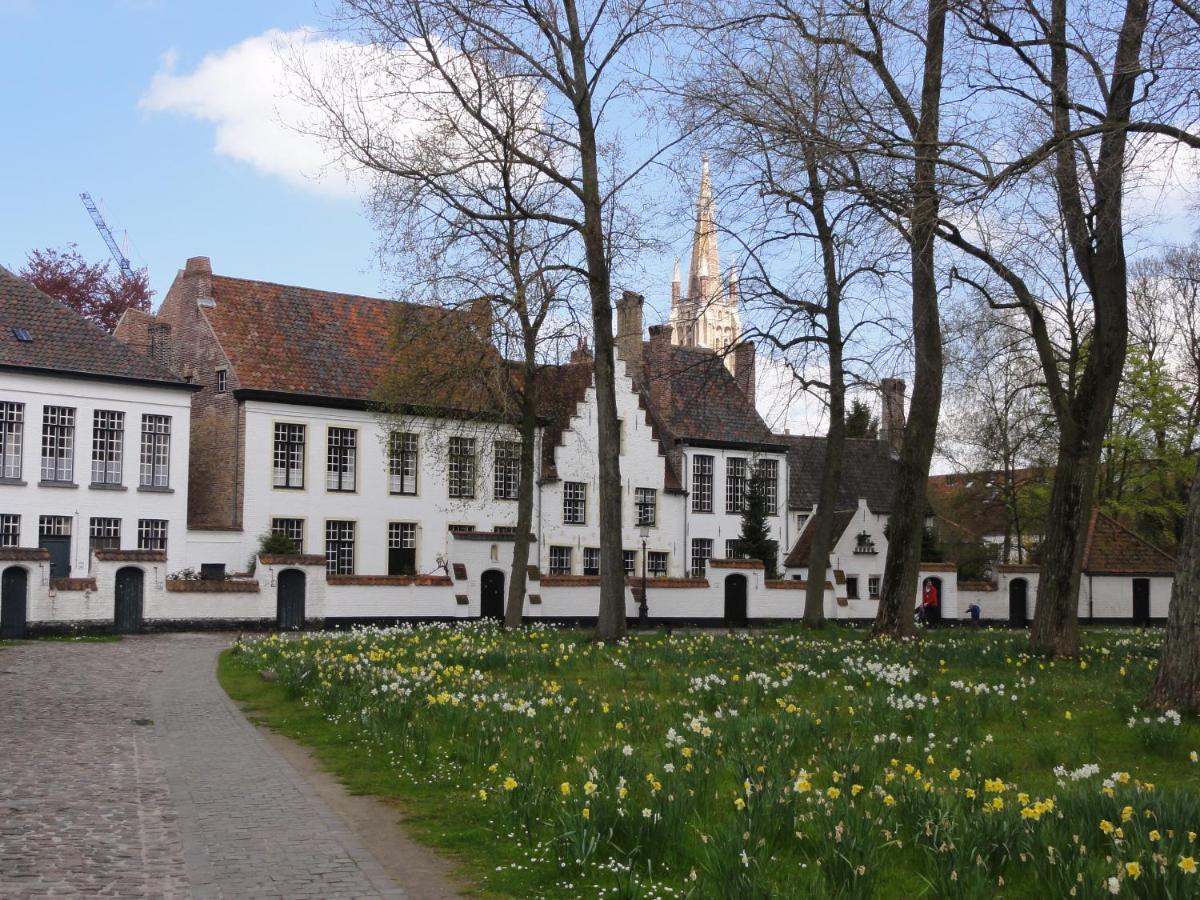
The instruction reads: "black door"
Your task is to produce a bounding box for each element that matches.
[39,536,70,577]
[114,567,143,634]
[277,569,305,630]
[1132,578,1151,626]
[480,570,504,620]
[1008,578,1027,627]
[724,574,748,627]
[1,567,28,639]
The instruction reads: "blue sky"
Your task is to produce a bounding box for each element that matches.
[0,1,382,301]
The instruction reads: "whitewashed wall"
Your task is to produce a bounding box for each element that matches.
[0,371,192,574]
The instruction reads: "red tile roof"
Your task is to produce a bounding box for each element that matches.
[1083,509,1176,576]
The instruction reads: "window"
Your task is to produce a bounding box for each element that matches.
[388,522,417,576]
[854,531,878,555]
[549,546,572,575]
[448,436,476,499]
[89,517,121,551]
[39,515,71,537]
[139,415,171,488]
[846,576,860,600]
[868,576,881,599]
[493,440,520,500]
[757,459,779,516]
[90,410,124,485]
[563,481,586,524]
[0,402,23,480]
[690,538,712,577]
[273,423,306,488]
[0,514,19,547]
[271,518,305,553]
[583,547,600,576]
[325,427,357,492]
[648,551,668,576]
[137,519,168,551]
[389,432,418,495]
[635,487,656,526]
[797,512,811,532]
[623,549,637,576]
[40,406,74,482]
[725,539,745,560]
[215,369,228,393]
[448,523,476,534]
[691,455,713,512]
[325,520,355,574]
[493,525,517,535]
[726,457,747,513]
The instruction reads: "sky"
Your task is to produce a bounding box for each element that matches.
[1,0,1197,442]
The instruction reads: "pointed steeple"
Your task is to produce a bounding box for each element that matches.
[686,155,721,305]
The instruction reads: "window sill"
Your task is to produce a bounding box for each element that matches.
[0,477,27,486]
[90,482,127,491]
[273,485,306,491]
[389,491,418,497]
[38,480,77,489]
[137,486,174,494]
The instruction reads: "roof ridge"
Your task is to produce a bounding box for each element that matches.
[210,273,442,313]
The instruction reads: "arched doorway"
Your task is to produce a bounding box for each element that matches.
[921,577,942,625]
[480,569,505,620]
[1132,578,1150,626]
[1,567,28,639]
[277,569,305,630]
[724,574,748,628]
[1008,578,1028,627]
[114,567,144,634]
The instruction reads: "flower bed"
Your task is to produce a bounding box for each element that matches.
[227,624,1200,898]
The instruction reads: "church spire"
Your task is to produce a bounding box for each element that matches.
[686,155,721,305]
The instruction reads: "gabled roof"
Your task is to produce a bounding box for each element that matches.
[926,468,1048,537]
[0,266,189,389]
[204,275,502,413]
[642,340,780,449]
[783,508,857,569]
[1083,509,1176,576]
[781,435,899,512]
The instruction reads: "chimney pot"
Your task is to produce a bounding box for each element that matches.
[880,378,906,452]
[185,256,212,276]
[733,341,756,407]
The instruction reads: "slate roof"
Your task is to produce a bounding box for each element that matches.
[783,508,856,569]
[641,341,781,448]
[781,435,900,512]
[0,266,189,388]
[1083,509,1176,576]
[926,468,1049,537]
[205,275,503,413]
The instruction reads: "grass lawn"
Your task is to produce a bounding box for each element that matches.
[221,624,1200,899]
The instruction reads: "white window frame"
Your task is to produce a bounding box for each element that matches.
[139,414,171,488]
[325,427,357,493]
[563,481,586,525]
[691,455,713,513]
[0,402,24,480]
[273,423,306,489]
[690,538,712,577]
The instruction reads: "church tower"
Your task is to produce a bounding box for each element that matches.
[669,157,742,369]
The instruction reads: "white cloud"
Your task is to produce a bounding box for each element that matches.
[140,28,365,198]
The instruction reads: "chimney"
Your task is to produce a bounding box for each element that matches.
[182,256,214,307]
[569,337,592,364]
[880,378,906,452]
[733,341,756,406]
[615,290,645,386]
[148,321,173,370]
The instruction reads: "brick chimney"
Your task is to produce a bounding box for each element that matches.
[880,378,906,452]
[733,341,756,406]
[569,337,592,364]
[615,290,644,386]
[183,256,213,306]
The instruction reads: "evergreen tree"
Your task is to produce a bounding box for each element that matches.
[845,399,878,439]
[735,464,778,578]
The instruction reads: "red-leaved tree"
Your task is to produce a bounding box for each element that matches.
[20,245,152,332]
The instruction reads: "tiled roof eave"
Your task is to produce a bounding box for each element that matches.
[0,362,197,391]
[676,436,790,453]
[233,388,536,424]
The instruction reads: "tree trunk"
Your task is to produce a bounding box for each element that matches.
[562,0,626,641]
[873,0,947,640]
[505,368,539,628]
[802,143,844,628]
[1149,467,1200,713]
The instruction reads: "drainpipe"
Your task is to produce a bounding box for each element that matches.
[680,443,688,578]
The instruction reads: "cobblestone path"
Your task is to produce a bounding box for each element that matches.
[0,634,405,898]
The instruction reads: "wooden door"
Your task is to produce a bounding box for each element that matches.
[724,574,748,627]
[114,567,143,634]
[1008,578,1027,627]
[277,569,305,630]
[1132,578,1150,626]
[480,570,504,620]
[0,567,28,639]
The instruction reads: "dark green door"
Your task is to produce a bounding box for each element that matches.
[114,567,143,634]
[1,567,27,639]
[480,570,504,620]
[276,569,305,630]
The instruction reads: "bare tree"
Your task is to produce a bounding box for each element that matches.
[930,0,1200,655]
[680,6,902,627]
[295,0,677,640]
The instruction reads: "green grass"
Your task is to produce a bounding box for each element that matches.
[221,625,1200,899]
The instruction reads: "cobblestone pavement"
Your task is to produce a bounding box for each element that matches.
[0,634,405,899]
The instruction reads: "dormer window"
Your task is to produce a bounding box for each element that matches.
[854,531,877,555]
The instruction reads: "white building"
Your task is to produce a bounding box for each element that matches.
[0,265,194,637]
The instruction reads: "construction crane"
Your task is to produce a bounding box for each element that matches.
[79,192,133,277]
